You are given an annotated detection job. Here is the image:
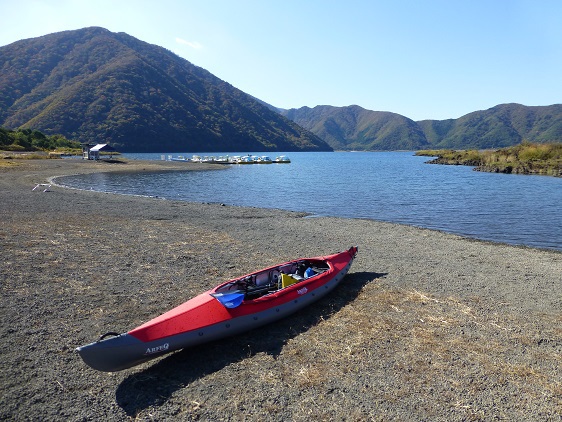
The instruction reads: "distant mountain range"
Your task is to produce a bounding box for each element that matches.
[1,27,560,152]
[282,105,430,150]
[282,103,562,150]
[416,103,562,149]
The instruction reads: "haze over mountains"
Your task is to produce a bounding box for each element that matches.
[1,27,561,152]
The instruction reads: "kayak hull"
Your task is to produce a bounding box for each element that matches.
[76,247,357,372]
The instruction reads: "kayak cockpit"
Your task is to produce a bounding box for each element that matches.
[211,259,330,307]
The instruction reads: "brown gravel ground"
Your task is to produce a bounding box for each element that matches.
[1,158,561,421]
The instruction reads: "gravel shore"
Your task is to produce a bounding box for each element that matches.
[1,158,561,421]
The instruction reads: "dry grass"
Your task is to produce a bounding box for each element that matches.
[154,282,553,420]
[417,142,562,176]
[0,158,22,168]
[262,283,562,418]
[0,152,52,159]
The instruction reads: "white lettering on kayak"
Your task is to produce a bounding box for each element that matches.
[145,343,169,355]
[297,287,308,295]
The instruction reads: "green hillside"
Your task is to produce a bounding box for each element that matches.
[2,28,560,153]
[417,103,562,149]
[283,104,562,151]
[282,105,430,151]
[0,126,80,152]
[0,27,331,153]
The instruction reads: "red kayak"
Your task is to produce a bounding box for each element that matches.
[76,246,358,372]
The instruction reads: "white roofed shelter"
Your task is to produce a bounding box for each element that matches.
[85,143,116,160]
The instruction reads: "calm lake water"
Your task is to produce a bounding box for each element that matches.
[58,152,562,251]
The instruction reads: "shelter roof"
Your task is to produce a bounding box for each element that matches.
[90,144,116,152]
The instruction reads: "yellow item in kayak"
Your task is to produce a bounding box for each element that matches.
[281,273,298,288]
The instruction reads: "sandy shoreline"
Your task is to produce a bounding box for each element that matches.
[1,158,561,420]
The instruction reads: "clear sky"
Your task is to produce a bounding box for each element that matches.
[1,0,561,120]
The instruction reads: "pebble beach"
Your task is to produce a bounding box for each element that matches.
[1,158,561,421]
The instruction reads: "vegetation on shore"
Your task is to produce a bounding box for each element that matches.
[1,126,81,153]
[0,126,88,167]
[416,142,562,176]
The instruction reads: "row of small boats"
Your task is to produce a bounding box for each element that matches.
[168,154,290,164]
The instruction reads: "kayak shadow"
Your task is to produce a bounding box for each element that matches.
[115,271,385,415]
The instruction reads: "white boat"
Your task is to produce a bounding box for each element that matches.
[214,156,231,164]
[275,155,291,163]
[255,155,273,164]
[200,156,216,163]
[169,155,191,162]
[237,155,255,164]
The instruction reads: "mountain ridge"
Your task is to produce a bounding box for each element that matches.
[1,28,560,152]
[0,27,331,152]
[282,105,430,150]
[282,103,562,151]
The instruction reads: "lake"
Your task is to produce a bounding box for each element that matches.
[58,152,562,251]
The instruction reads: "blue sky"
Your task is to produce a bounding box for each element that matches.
[1,0,561,120]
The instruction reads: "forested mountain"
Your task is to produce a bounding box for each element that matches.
[283,104,562,151]
[282,105,430,150]
[2,28,560,153]
[417,103,562,149]
[0,27,331,152]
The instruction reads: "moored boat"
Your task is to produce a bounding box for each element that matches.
[169,155,191,162]
[214,156,231,164]
[76,247,358,372]
[275,155,291,163]
[236,155,255,164]
[254,155,273,164]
